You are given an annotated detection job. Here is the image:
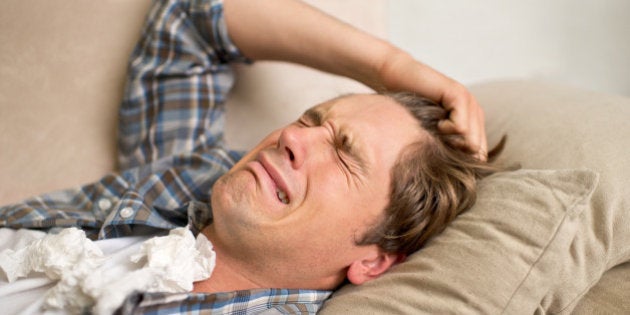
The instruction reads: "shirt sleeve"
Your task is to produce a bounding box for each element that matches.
[0,146,238,240]
[118,0,248,170]
[115,289,332,314]
[0,0,247,240]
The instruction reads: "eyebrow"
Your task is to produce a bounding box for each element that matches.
[303,107,324,125]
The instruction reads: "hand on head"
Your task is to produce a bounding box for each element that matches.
[437,84,488,161]
[374,51,488,161]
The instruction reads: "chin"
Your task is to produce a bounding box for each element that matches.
[212,172,243,211]
[212,170,259,219]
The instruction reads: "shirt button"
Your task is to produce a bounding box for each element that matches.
[97,198,113,211]
[120,207,134,219]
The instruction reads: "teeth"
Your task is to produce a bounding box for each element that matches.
[276,189,289,204]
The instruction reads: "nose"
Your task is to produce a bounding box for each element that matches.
[277,125,325,170]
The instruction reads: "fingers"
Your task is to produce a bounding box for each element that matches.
[438,89,488,161]
[373,52,489,160]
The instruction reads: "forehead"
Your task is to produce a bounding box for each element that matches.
[308,94,420,131]
[308,94,425,168]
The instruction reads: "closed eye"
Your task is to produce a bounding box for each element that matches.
[333,127,367,177]
[335,134,352,170]
[298,114,352,170]
[299,108,367,175]
[335,133,350,158]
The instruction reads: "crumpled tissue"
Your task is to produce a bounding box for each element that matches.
[0,227,215,315]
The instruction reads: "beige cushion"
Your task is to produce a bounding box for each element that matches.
[478,81,630,314]
[321,81,630,314]
[573,261,630,314]
[321,169,597,314]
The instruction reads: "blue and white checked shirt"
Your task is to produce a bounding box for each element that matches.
[0,0,331,313]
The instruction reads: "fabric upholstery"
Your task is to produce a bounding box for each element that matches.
[0,0,152,204]
[478,81,630,314]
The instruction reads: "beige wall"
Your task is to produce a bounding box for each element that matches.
[388,0,630,96]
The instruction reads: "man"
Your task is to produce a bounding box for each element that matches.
[196,93,424,292]
[0,0,497,313]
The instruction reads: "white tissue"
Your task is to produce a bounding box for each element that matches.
[0,227,216,315]
[0,228,102,312]
[91,227,216,315]
[129,227,215,292]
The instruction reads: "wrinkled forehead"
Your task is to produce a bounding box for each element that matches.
[306,93,427,154]
[305,94,352,114]
[305,93,407,120]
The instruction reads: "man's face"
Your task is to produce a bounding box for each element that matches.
[210,94,424,288]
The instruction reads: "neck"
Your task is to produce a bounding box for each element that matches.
[192,225,265,293]
[192,257,262,293]
[192,224,341,293]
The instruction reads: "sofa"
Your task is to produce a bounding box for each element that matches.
[1,0,629,313]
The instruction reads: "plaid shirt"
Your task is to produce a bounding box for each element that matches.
[0,0,331,313]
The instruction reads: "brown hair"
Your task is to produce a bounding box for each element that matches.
[357,92,506,255]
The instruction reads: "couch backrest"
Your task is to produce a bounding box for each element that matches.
[0,0,152,204]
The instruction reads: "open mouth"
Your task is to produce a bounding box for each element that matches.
[276,188,289,204]
[256,153,291,206]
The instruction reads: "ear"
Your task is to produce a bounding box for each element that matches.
[346,250,403,285]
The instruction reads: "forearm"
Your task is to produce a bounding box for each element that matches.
[223,0,486,157]
[223,0,402,92]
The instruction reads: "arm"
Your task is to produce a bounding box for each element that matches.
[223,0,487,159]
